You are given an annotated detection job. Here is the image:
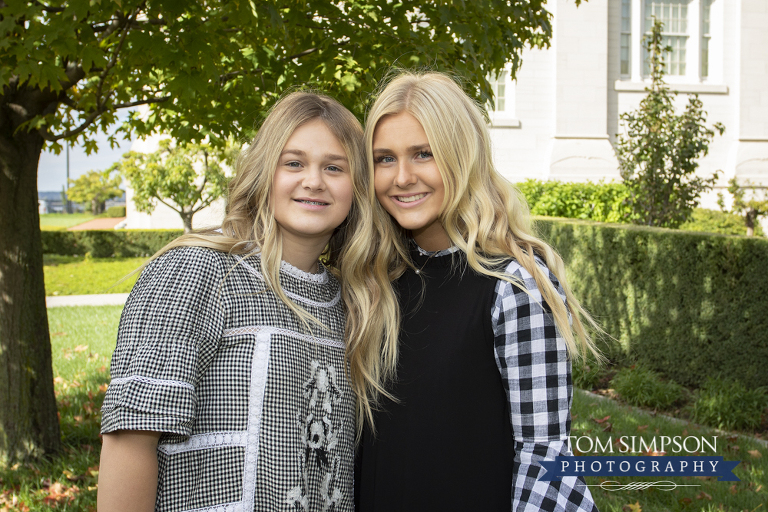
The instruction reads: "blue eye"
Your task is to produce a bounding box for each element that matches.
[376,155,396,164]
[326,165,343,173]
[417,150,433,159]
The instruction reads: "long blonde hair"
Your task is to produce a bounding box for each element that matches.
[151,92,399,361]
[356,71,602,428]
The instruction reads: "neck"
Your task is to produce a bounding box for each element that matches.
[280,233,328,273]
[413,224,452,252]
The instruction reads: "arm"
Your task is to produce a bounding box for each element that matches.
[98,430,162,512]
[492,260,598,512]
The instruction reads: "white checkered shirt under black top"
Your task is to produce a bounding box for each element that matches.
[101,246,355,512]
[493,257,598,512]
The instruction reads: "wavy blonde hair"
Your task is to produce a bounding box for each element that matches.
[356,71,602,428]
[151,92,399,367]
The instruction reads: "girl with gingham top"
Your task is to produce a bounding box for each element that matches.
[352,71,602,511]
[98,92,396,512]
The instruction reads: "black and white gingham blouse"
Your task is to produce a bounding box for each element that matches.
[493,257,598,511]
[101,246,355,512]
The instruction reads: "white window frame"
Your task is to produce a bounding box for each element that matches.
[487,67,520,128]
[621,0,722,86]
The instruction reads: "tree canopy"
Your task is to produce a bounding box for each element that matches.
[3,0,553,153]
[67,168,123,214]
[118,139,233,232]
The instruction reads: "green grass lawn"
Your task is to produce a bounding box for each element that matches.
[44,255,144,295]
[573,390,767,511]
[40,213,96,231]
[1,306,766,511]
[1,306,122,511]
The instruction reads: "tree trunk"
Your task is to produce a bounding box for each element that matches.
[746,210,756,237]
[0,118,61,464]
[181,211,193,233]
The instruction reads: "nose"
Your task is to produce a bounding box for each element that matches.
[393,161,417,188]
[302,166,326,191]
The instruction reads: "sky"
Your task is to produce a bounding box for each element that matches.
[37,111,135,193]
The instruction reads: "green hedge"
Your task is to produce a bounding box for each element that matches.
[106,206,127,217]
[42,230,183,258]
[516,179,631,223]
[536,218,768,390]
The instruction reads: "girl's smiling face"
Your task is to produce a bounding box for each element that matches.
[372,112,450,251]
[271,118,354,247]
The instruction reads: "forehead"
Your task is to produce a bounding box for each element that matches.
[373,112,428,146]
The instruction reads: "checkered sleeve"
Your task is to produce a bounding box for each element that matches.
[492,259,598,512]
[101,246,226,436]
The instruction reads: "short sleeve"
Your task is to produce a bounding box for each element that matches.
[101,246,226,436]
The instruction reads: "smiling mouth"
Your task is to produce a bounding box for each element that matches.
[295,199,329,206]
[394,193,427,203]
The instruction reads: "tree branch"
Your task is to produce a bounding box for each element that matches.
[38,109,100,141]
[33,0,65,13]
[113,96,172,109]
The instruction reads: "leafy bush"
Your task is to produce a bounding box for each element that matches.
[516,179,631,223]
[691,377,767,431]
[610,366,685,410]
[572,357,605,391]
[536,218,768,390]
[42,230,183,257]
[679,208,764,237]
[106,205,126,217]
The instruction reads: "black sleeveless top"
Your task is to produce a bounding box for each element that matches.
[356,248,515,511]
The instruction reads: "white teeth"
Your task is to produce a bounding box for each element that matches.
[396,193,427,203]
[298,200,327,205]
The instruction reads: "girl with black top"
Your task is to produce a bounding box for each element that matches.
[352,72,602,511]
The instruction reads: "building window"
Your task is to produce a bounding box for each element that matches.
[643,0,689,76]
[701,0,711,78]
[621,0,632,75]
[490,70,509,112]
[622,0,716,83]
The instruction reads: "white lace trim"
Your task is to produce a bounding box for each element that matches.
[240,332,270,512]
[178,502,242,512]
[223,326,345,350]
[237,259,340,308]
[158,431,247,455]
[280,259,328,283]
[110,375,194,391]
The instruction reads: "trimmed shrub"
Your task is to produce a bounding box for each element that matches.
[536,218,768,390]
[691,377,767,431]
[679,208,764,237]
[42,230,183,258]
[106,206,127,217]
[610,365,685,410]
[516,179,631,223]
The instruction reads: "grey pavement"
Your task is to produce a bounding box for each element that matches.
[46,293,130,308]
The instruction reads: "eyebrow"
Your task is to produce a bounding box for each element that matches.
[281,149,348,162]
[372,143,431,154]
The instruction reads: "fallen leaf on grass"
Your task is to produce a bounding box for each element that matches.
[729,484,738,495]
[696,491,713,501]
[678,497,692,505]
[622,502,642,512]
[593,415,611,424]
[98,383,108,393]
[54,376,64,385]
[62,469,85,482]
[748,449,762,459]
[74,345,88,352]
[51,332,66,337]
[42,482,80,504]
[756,484,764,493]
[637,425,648,432]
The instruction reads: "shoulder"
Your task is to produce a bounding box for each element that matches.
[493,256,566,305]
[144,246,230,280]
